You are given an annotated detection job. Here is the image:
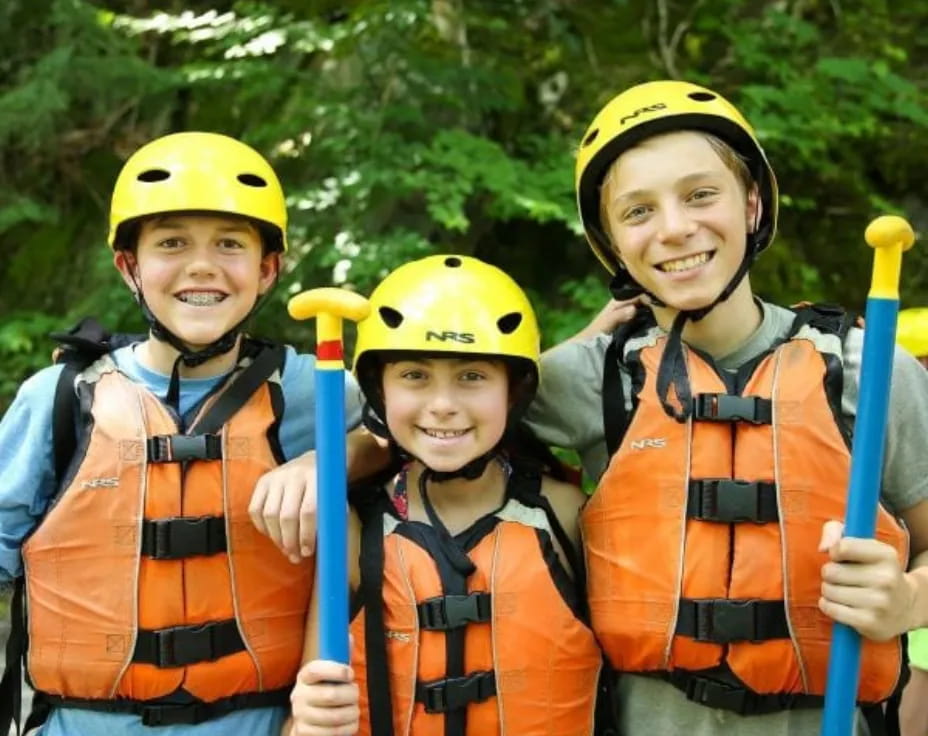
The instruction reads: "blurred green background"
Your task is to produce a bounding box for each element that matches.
[1,0,926,411]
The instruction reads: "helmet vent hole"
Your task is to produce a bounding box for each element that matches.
[497,312,522,335]
[444,256,462,268]
[137,169,171,182]
[582,128,599,147]
[379,306,404,328]
[688,92,716,102]
[238,173,268,187]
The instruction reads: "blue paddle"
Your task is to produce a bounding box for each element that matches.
[821,215,916,735]
[289,287,370,662]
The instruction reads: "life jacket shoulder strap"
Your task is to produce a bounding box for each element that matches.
[602,309,657,458]
[50,317,143,486]
[787,302,857,341]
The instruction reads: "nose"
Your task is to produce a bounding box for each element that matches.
[184,243,219,278]
[425,385,458,418]
[657,201,697,245]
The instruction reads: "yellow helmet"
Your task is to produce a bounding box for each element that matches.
[575,80,778,275]
[897,308,928,358]
[354,255,540,415]
[107,132,287,251]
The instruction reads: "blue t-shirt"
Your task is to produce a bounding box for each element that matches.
[0,342,362,736]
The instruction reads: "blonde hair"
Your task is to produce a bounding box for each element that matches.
[598,131,754,251]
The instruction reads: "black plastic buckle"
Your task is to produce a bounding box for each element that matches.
[417,593,491,630]
[689,480,778,523]
[684,675,751,714]
[692,394,772,425]
[147,434,222,463]
[692,600,760,643]
[140,702,205,727]
[157,624,211,667]
[418,671,496,713]
[143,516,227,559]
[149,621,236,667]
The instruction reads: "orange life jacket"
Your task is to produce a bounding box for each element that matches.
[350,464,602,736]
[21,344,313,724]
[583,306,908,713]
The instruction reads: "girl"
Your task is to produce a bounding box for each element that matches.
[286,255,603,736]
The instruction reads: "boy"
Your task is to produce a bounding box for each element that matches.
[0,132,360,735]
[527,80,928,734]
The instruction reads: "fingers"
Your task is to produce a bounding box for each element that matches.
[279,476,308,562]
[249,476,271,537]
[818,519,844,553]
[299,484,319,557]
[825,536,898,565]
[249,454,319,562]
[819,538,913,641]
[291,661,359,736]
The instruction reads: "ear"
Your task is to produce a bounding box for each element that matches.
[745,185,762,233]
[258,252,281,295]
[113,250,140,295]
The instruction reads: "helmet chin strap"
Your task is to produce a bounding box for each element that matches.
[362,403,501,482]
[626,232,763,422]
[129,268,273,413]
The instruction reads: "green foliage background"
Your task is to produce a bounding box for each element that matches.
[1,0,926,411]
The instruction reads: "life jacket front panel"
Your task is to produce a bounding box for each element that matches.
[23,358,313,705]
[584,324,908,702]
[354,496,600,736]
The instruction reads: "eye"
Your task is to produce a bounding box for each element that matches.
[622,204,651,223]
[158,237,186,249]
[459,370,487,382]
[217,237,245,250]
[399,368,426,381]
[688,187,718,203]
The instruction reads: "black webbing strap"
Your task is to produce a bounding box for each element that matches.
[662,670,822,715]
[675,599,789,643]
[417,593,492,631]
[146,434,223,463]
[140,516,227,559]
[49,317,144,484]
[415,670,496,714]
[52,363,82,486]
[187,344,285,437]
[360,507,394,736]
[40,687,290,726]
[132,619,245,668]
[686,479,779,523]
[691,394,772,425]
[0,578,26,736]
[602,334,626,458]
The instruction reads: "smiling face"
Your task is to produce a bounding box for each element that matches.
[382,357,510,473]
[600,131,760,314]
[114,214,279,351]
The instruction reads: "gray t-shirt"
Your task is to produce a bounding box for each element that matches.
[526,301,928,736]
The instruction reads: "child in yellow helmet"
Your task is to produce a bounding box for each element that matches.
[286,255,604,736]
[0,132,362,736]
[897,308,928,736]
[523,80,928,735]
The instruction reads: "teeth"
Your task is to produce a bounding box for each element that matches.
[660,252,710,273]
[423,428,468,439]
[179,292,225,306]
